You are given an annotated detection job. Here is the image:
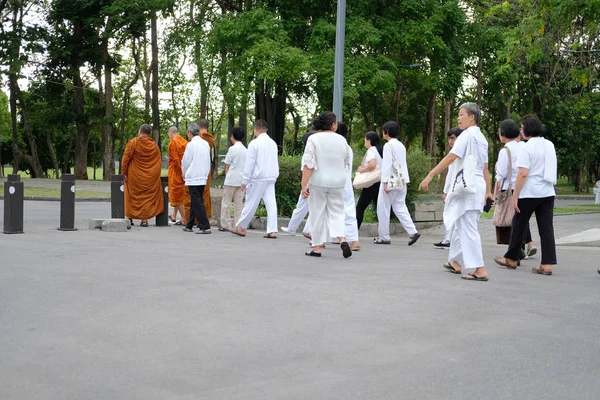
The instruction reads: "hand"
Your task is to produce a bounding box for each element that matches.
[418,175,432,191]
[302,186,310,199]
[513,196,520,213]
[442,193,447,204]
[357,166,364,173]
[241,183,247,192]
[383,183,390,194]
[123,175,128,183]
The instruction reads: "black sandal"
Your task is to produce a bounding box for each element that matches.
[462,273,489,281]
[340,242,352,258]
[443,263,461,274]
[305,250,321,257]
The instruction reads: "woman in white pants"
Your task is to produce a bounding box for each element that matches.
[301,111,352,258]
[419,102,493,282]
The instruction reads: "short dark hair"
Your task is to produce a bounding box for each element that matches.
[447,127,463,138]
[198,119,209,130]
[230,126,245,142]
[499,119,520,139]
[381,121,400,138]
[335,122,348,138]
[139,124,152,135]
[520,114,544,137]
[312,111,337,131]
[253,119,269,132]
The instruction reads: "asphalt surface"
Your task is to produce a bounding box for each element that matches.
[1,201,600,400]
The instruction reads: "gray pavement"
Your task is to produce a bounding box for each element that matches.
[1,201,600,400]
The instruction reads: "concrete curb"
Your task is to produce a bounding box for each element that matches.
[0,196,110,202]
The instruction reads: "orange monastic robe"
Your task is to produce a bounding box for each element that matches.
[121,136,164,220]
[200,131,215,218]
[167,135,188,206]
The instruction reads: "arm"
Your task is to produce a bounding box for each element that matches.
[121,139,134,182]
[483,163,493,202]
[301,166,313,198]
[357,158,377,173]
[224,148,232,175]
[512,167,529,213]
[241,142,256,190]
[418,152,459,191]
[181,145,191,179]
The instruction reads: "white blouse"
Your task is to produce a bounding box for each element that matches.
[362,146,382,167]
[302,131,351,188]
[516,137,556,199]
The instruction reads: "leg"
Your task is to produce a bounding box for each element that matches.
[186,186,201,229]
[447,224,463,271]
[287,193,310,233]
[235,182,262,230]
[376,184,392,241]
[534,196,557,266]
[390,188,418,235]
[455,210,488,280]
[326,187,346,240]
[220,185,235,229]
[307,185,328,248]
[356,183,378,229]
[232,186,244,228]
[504,198,536,262]
[343,185,359,243]
[175,205,185,223]
[262,182,278,235]
[194,185,211,231]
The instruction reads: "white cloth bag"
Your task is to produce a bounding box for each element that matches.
[449,133,477,196]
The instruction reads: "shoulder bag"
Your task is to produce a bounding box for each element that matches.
[387,143,406,191]
[449,133,477,196]
[493,146,515,227]
[353,154,381,189]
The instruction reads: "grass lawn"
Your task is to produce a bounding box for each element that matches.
[23,187,110,198]
[481,204,600,219]
[13,168,170,180]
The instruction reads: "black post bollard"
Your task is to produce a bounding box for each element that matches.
[155,176,169,227]
[58,174,77,231]
[3,174,24,234]
[111,174,125,219]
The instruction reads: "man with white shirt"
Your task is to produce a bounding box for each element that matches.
[219,126,247,231]
[181,123,212,234]
[231,120,279,239]
[374,121,420,246]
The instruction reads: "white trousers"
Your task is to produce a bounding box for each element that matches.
[308,184,345,246]
[303,185,359,241]
[448,210,484,271]
[236,181,278,233]
[376,186,417,240]
[287,192,309,233]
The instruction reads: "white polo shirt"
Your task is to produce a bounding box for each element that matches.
[224,141,247,187]
[516,137,556,199]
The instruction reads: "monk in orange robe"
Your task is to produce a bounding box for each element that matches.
[121,124,164,227]
[198,119,214,220]
[167,126,188,223]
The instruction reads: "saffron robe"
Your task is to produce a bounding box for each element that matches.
[168,135,188,206]
[122,136,164,220]
[200,131,215,218]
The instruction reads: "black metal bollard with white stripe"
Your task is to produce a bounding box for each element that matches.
[111,174,125,219]
[58,174,77,231]
[3,174,24,234]
[155,176,169,227]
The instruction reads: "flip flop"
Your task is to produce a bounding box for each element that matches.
[218,227,229,232]
[231,229,246,237]
[350,246,361,252]
[182,227,194,232]
[140,221,149,227]
[305,250,321,257]
[494,256,517,269]
[462,273,488,281]
[302,232,312,240]
[443,263,461,274]
[373,237,391,245]
[340,242,352,258]
[263,234,277,239]
[532,265,552,275]
[196,229,211,234]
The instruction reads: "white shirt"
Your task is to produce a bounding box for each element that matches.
[495,140,522,190]
[182,135,211,186]
[450,127,488,176]
[301,131,350,188]
[362,146,382,168]
[242,133,279,184]
[224,141,247,186]
[381,138,409,184]
[516,137,556,199]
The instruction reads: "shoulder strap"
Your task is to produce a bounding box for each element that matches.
[504,145,512,191]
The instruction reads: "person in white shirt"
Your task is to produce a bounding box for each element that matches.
[494,114,557,275]
[419,103,493,282]
[231,120,279,238]
[301,111,352,258]
[181,123,212,234]
[219,127,247,231]
[355,131,383,229]
[433,127,462,249]
[374,121,420,246]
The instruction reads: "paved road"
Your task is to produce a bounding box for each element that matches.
[1,201,600,400]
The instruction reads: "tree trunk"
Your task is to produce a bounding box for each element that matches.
[102,37,115,180]
[422,93,436,156]
[255,80,286,153]
[46,130,60,179]
[143,31,151,122]
[73,66,90,180]
[62,128,75,174]
[444,99,451,138]
[239,96,248,145]
[476,57,483,106]
[151,13,160,150]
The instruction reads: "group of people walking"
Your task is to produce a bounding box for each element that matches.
[120,102,559,279]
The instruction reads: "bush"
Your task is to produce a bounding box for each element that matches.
[406,146,438,204]
[275,155,302,217]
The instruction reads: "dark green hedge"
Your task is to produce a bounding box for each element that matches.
[275,155,302,217]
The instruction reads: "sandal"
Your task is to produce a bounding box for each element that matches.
[526,246,538,258]
[140,220,149,227]
[231,228,246,237]
[373,237,391,245]
[263,233,277,239]
[462,273,489,281]
[302,232,312,240]
[218,227,229,232]
[196,229,211,234]
[305,250,321,257]
[494,256,517,269]
[340,242,352,258]
[169,215,177,223]
[443,262,461,274]
[532,265,552,275]
[182,227,194,232]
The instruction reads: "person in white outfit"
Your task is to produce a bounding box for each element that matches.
[280,130,315,236]
[374,121,421,246]
[433,127,462,249]
[419,102,493,281]
[231,120,279,239]
[219,126,247,231]
[301,111,352,258]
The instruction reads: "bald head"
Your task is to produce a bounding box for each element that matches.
[168,126,179,140]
